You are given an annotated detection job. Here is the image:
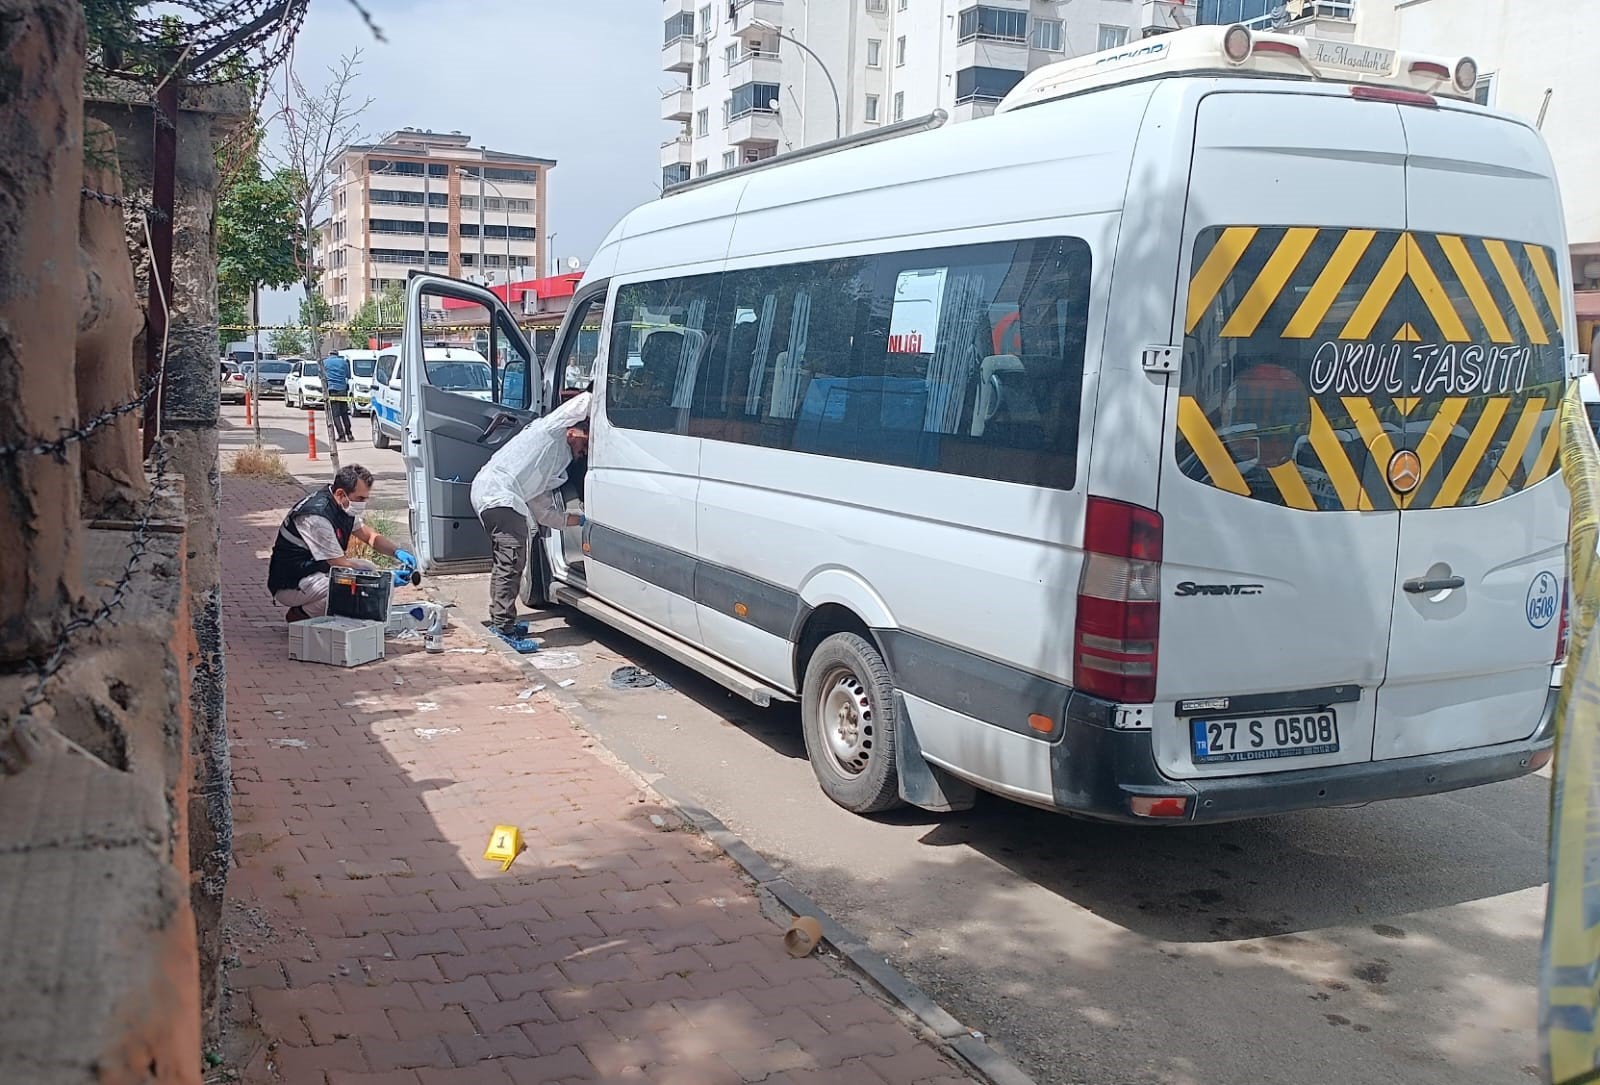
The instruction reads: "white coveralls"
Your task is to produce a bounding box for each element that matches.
[469,392,592,631]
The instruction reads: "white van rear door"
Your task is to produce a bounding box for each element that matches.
[1155,91,1411,780]
[1372,105,1568,759]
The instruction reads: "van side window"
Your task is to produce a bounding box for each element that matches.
[604,237,1091,491]
[606,274,720,433]
[377,354,398,385]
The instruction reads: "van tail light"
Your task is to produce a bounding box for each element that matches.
[1557,581,1570,665]
[1075,498,1163,703]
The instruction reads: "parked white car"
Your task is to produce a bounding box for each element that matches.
[284,359,324,409]
[340,349,379,416]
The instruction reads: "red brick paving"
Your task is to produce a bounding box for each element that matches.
[221,475,974,1084]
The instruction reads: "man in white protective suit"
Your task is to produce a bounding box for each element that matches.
[469,392,591,652]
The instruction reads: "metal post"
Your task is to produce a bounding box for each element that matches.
[761,24,842,140]
[144,75,179,456]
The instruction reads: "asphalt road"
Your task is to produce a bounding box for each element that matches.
[229,394,1550,1085]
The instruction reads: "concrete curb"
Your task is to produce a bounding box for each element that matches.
[473,627,1041,1085]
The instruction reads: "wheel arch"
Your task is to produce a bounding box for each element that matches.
[791,568,896,691]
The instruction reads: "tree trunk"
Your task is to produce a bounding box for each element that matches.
[251,286,262,447]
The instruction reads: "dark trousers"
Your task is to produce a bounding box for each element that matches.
[328,393,354,441]
[480,505,528,632]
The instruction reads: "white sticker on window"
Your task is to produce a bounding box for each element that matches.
[890,268,947,355]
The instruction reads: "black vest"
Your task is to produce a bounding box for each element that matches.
[267,487,356,594]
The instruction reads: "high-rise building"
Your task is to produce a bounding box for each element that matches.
[315,129,555,323]
[1194,0,1355,32]
[660,1,1158,190]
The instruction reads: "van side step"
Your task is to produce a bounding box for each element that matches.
[552,585,793,708]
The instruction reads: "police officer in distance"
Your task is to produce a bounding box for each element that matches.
[268,464,415,622]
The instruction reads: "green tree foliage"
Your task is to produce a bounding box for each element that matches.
[346,284,403,347]
[270,325,309,356]
[216,164,301,303]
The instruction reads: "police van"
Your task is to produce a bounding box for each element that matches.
[396,24,1583,823]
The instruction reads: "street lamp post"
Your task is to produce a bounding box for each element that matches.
[751,18,842,141]
[458,167,515,286]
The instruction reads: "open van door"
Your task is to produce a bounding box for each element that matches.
[402,273,541,573]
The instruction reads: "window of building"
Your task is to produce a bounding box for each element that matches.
[697,108,710,137]
[893,91,905,121]
[483,196,504,211]
[896,35,907,65]
[867,38,883,67]
[722,99,732,127]
[604,236,1092,491]
[695,159,709,177]
[865,94,881,123]
[699,3,713,35]
[730,81,780,117]
[722,151,738,171]
[725,43,739,71]
[663,163,692,189]
[368,218,427,236]
[507,198,533,212]
[427,164,449,178]
[699,55,713,86]
[460,253,476,267]
[957,6,1028,44]
[1474,73,1495,106]
[459,195,477,211]
[867,0,887,11]
[1032,18,1063,51]
[955,65,1025,103]
[484,167,540,184]
[664,12,695,42]
[898,0,908,9]
[368,158,425,177]
[1097,24,1128,51]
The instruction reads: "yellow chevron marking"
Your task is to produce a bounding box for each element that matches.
[1405,234,1472,343]
[1393,397,1421,415]
[1339,237,1409,341]
[1483,238,1550,346]
[1221,228,1319,339]
[1178,397,1251,496]
[1308,400,1365,511]
[1267,461,1318,511]
[1528,410,1561,483]
[1393,323,1422,342]
[1187,227,1259,335]
[1527,242,1564,324]
[1434,398,1509,508]
[1284,229,1377,339]
[1438,235,1513,344]
[1400,397,1467,509]
[1479,398,1548,504]
[1344,396,1400,506]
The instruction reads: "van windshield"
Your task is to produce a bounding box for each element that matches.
[1177,225,1565,512]
[257,361,292,376]
[426,359,492,391]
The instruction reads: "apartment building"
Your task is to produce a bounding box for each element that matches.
[660,0,1167,188]
[315,129,555,322]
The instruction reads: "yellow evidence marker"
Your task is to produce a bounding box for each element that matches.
[483,825,524,871]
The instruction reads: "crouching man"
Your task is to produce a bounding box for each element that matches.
[268,464,415,621]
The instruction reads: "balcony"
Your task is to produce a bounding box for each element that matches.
[661,133,693,169]
[952,100,999,124]
[661,86,694,121]
[727,48,781,84]
[728,108,781,145]
[663,0,693,12]
[1241,0,1357,38]
[731,0,783,41]
[662,35,696,72]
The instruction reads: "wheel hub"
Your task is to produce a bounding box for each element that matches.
[821,671,874,776]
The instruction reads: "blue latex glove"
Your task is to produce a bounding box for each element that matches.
[395,548,418,569]
[391,569,413,589]
[578,515,588,527]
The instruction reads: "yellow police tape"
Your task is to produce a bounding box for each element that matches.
[1543,378,1600,1084]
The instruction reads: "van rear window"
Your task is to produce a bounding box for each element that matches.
[1178,225,1566,511]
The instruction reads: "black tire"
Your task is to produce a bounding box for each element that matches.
[371,412,390,450]
[520,534,555,609]
[800,632,905,815]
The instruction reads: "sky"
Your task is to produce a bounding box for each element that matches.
[258,0,664,323]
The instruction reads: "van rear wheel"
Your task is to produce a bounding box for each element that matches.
[801,633,904,815]
[371,413,390,450]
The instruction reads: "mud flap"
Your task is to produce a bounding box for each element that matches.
[894,692,978,812]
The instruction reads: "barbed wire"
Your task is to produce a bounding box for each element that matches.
[0,377,159,461]
[1,207,176,764]
[81,186,171,222]
[89,0,312,87]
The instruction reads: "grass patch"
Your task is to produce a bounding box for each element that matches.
[348,511,402,568]
[229,447,294,482]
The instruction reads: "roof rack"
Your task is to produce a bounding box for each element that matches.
[662,110,948,198]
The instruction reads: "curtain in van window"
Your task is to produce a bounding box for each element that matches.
[922,271,988,436]
[1179,225,1566,511]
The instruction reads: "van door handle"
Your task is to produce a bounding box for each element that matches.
[477,413,518,444]
[1404,575,1465,594]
